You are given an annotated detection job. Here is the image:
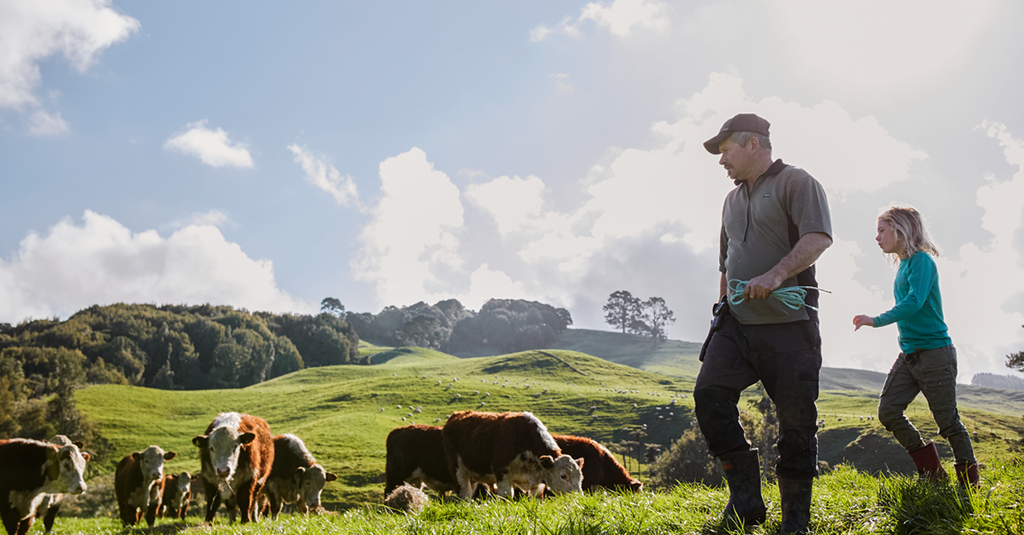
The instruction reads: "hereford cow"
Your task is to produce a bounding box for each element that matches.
[441,410,584,499]
[32,436,77,534]
[160,472,191,519]
[192,412,274,523]
[114,445,177,528]
[553,435,642,492]
[385,425,458,497]
[0,438,90,535]
[261,434,337,518]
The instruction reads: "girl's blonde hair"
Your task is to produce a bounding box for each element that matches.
[878,205,940,261]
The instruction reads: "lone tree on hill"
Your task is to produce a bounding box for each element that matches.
[321,297,345,317]
[1007,325,1024,373]
[603,291,676,339]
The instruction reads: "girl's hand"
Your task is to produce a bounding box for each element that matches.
[852,315,874,331]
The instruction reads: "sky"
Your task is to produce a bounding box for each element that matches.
[2,0,1023,383]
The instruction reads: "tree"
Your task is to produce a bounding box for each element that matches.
[643,297,676,340]
[320,297,345,317]
[604,291,642,334]
[396,315,444,349]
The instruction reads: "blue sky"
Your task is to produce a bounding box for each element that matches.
[2,0,1023,382]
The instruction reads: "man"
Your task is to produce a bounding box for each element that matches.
[694,113,832,534]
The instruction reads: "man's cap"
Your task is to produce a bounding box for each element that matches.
[703,113,770,154]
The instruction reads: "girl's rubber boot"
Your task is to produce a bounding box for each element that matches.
[718,449,767,527]
[954,462,979,489]
[908,441,948,481]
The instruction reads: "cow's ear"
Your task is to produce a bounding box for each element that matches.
[539,455,554,469]
[73,441,85,449]
[164,451,177,461]
[81,452,91,462]
[132,451,142,460]
[575,457,585,468]
[192,436,208,448]
[238,432,256,445]
[325,472,338,482]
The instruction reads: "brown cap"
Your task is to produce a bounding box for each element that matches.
[703,113,770,154]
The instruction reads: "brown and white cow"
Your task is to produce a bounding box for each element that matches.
[114,445,177,528]
[31,435,77,534]
[441,410,584,499]
[192,412,274,523]
[385,425,458,497]
[261,434,337,518]
[159,472,191,519]
[553,435,642,492]
[0,438,90,535]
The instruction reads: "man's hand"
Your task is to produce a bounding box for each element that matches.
[852,315,874,331]
[743,271,783,300]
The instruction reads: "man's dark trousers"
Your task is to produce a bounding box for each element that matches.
[693,313,822,480]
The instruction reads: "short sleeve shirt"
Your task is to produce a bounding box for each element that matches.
[719,160,832,324]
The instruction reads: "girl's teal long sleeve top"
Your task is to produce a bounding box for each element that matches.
[873,251,952,353]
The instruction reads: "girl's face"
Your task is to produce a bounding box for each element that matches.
[876,218,903,257]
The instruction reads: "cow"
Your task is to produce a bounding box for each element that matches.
[261,434,337,518]
[385,425,458,497]
[31,436,77,534]
[114,445,177,528]
[192,412,274,523]
[160,472,192,519]
[441,410,584,499]
[552,435,642,492]
[0,438,90,535]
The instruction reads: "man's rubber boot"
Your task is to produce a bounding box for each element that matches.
[777,477,813,535]
[954,462,979,489]
[718,449,767,527]
[908,441,948,481]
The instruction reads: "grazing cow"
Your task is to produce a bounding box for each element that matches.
[441,410,584,499]
[32,436,77,534]
[192,412,274,523]
[385,425,458,497]
[160,472,192,519]
[0,438,90,535]
[261,434,337,518]
[553,435,642,492]
[114,445,177,528]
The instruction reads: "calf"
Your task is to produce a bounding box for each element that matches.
[442,410,584,499]
[114,445,177,528]
[0,438,90,535]
[553,435,642,492]
[193,412,274,523]
[385,425,458,497]
[262,434,337,518]
[160,472,192,519]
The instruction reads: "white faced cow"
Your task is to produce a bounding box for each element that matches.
[114,445,177,528]
[261,434,337,518]
[192,412,274,523]
[160,471,191,519]
[0,438,90,535]
[441,410,584,500]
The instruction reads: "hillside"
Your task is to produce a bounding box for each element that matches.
[73,344,1023,512]
[552,328,1024,417]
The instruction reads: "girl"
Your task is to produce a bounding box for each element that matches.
[852,206,978,487]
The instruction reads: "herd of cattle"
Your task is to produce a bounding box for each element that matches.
[0,409,640,534]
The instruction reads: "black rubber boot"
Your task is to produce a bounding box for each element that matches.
[777,477,813,535]
[718,449,767,527]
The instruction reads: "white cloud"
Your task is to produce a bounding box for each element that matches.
[0,211,313,323]
[531,0,667,40]
[288,144,362,209]
[352,148,465,306]
[164,120,254,168]
[465,175,546,236]
[27,109,70,137]
[769,0,997,96]
[0,0,138,132]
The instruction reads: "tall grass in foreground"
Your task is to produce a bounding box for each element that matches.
[51,461,1024,534]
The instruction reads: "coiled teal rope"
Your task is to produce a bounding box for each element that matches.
[728,279,831,311]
